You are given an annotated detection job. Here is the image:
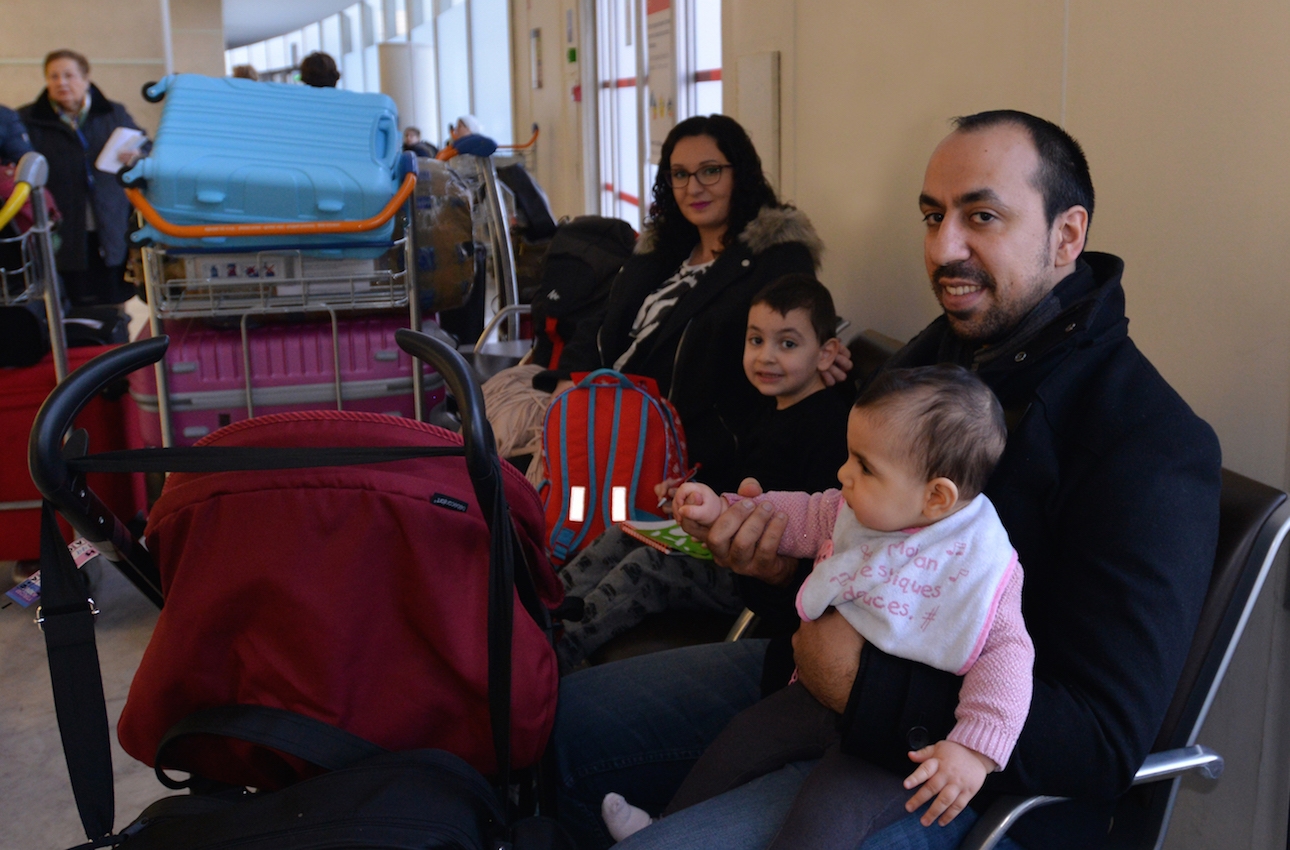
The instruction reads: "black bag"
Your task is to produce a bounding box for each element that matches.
[64,305,129,347]
[497,162,557,241]
[530,216,636,369]
[0,301,48,366]
[0,304,127,367]
[86,706,507,850]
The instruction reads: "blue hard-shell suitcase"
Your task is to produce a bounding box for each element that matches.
[123,75,402,257]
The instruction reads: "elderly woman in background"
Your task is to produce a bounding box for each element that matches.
[19,49,141,306]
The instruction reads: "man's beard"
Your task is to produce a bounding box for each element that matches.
[931,255,1051,345]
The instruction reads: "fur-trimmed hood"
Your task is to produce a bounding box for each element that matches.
[635,204,824,270]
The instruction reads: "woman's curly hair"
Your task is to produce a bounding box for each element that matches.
[648,115,781,253]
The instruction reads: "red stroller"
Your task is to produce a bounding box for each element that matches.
[29,330,568,847]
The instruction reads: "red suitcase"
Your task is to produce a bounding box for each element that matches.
[0,345,146,561]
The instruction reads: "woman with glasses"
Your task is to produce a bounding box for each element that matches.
[545,113,839,492]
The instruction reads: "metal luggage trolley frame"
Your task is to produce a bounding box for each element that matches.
[0,152,70,530]
[125,163,430,447]
[1,152,69,381]
[455,126,540,352]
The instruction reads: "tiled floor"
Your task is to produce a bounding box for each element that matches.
[1,297,169,847]
[1,560,164,848]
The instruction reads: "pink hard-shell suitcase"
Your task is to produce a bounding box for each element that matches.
[129,315,445,446]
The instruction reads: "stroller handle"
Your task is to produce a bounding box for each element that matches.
[30,336,169,508]
[394,329,498,489]
[29,336,169,606]
[395,328,517,791]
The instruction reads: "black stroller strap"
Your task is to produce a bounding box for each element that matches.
[155,705,387,789]
[67,444,464,474]
[485,458,514,809]
[39,500,114,841]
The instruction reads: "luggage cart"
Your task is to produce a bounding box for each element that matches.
[449,130,537,349]
[127,163,437,447]
[1,152,146,565]
[0,152,68,380]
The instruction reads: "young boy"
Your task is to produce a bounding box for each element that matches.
[602,365,1034,848]
[555,274,851,673]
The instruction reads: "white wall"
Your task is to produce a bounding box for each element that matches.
[0,0,225,135]
[511,0,590,220]
[518,1,1290,845]
[726,0,1290,494]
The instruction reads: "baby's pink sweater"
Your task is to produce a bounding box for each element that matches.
[729,489,1034,769]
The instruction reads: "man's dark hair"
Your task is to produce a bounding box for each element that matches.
[954,110,1095,232]
[299,52,340,88]
[751,273,837,345]
[648,114,781,254]
[44,49,90,76]
[855,364,1006,500]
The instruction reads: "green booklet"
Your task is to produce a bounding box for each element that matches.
[621,519,714,560]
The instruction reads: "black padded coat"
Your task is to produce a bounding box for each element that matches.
[19,85,140,271]
[840,252,1222,849]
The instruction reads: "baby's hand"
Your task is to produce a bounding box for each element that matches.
[673,482,722,527]
[903,740,995,827]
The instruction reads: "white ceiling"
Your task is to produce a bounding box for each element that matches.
[222,0,360,49]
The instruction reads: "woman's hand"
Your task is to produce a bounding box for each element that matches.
[679,478,797,586]
[820,345,853,388]
[654,477,679,517]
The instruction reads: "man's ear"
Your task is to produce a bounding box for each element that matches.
[816,337,842,373]
[1051,205,1089,268]
[922,477,959,521]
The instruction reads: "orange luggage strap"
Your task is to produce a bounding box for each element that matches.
[123,172,416,239]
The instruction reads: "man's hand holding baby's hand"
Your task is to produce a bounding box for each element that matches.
[903,740,995,827]
[673,482,722,527]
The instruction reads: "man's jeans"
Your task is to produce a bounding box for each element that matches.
[550,640,1024,850]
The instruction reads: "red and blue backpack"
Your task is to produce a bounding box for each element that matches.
[540,369,687,564]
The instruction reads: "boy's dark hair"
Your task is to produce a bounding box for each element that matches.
[855,364,1006,500]
[299,52,340,88]
[751,273,837,345]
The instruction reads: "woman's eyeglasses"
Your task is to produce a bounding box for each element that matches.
[669,164,732,188]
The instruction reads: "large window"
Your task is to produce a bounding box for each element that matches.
[593,0,721,227]
[689,0,722,117]
[226,0,513,151]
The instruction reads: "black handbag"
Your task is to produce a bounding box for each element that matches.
[86,705,505,850]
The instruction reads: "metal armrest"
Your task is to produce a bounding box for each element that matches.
[724,608,759,641]
[959,794,1067,850]
[959,746,1223,850]
[474,303,532,355]
[1131,745,1223,784]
